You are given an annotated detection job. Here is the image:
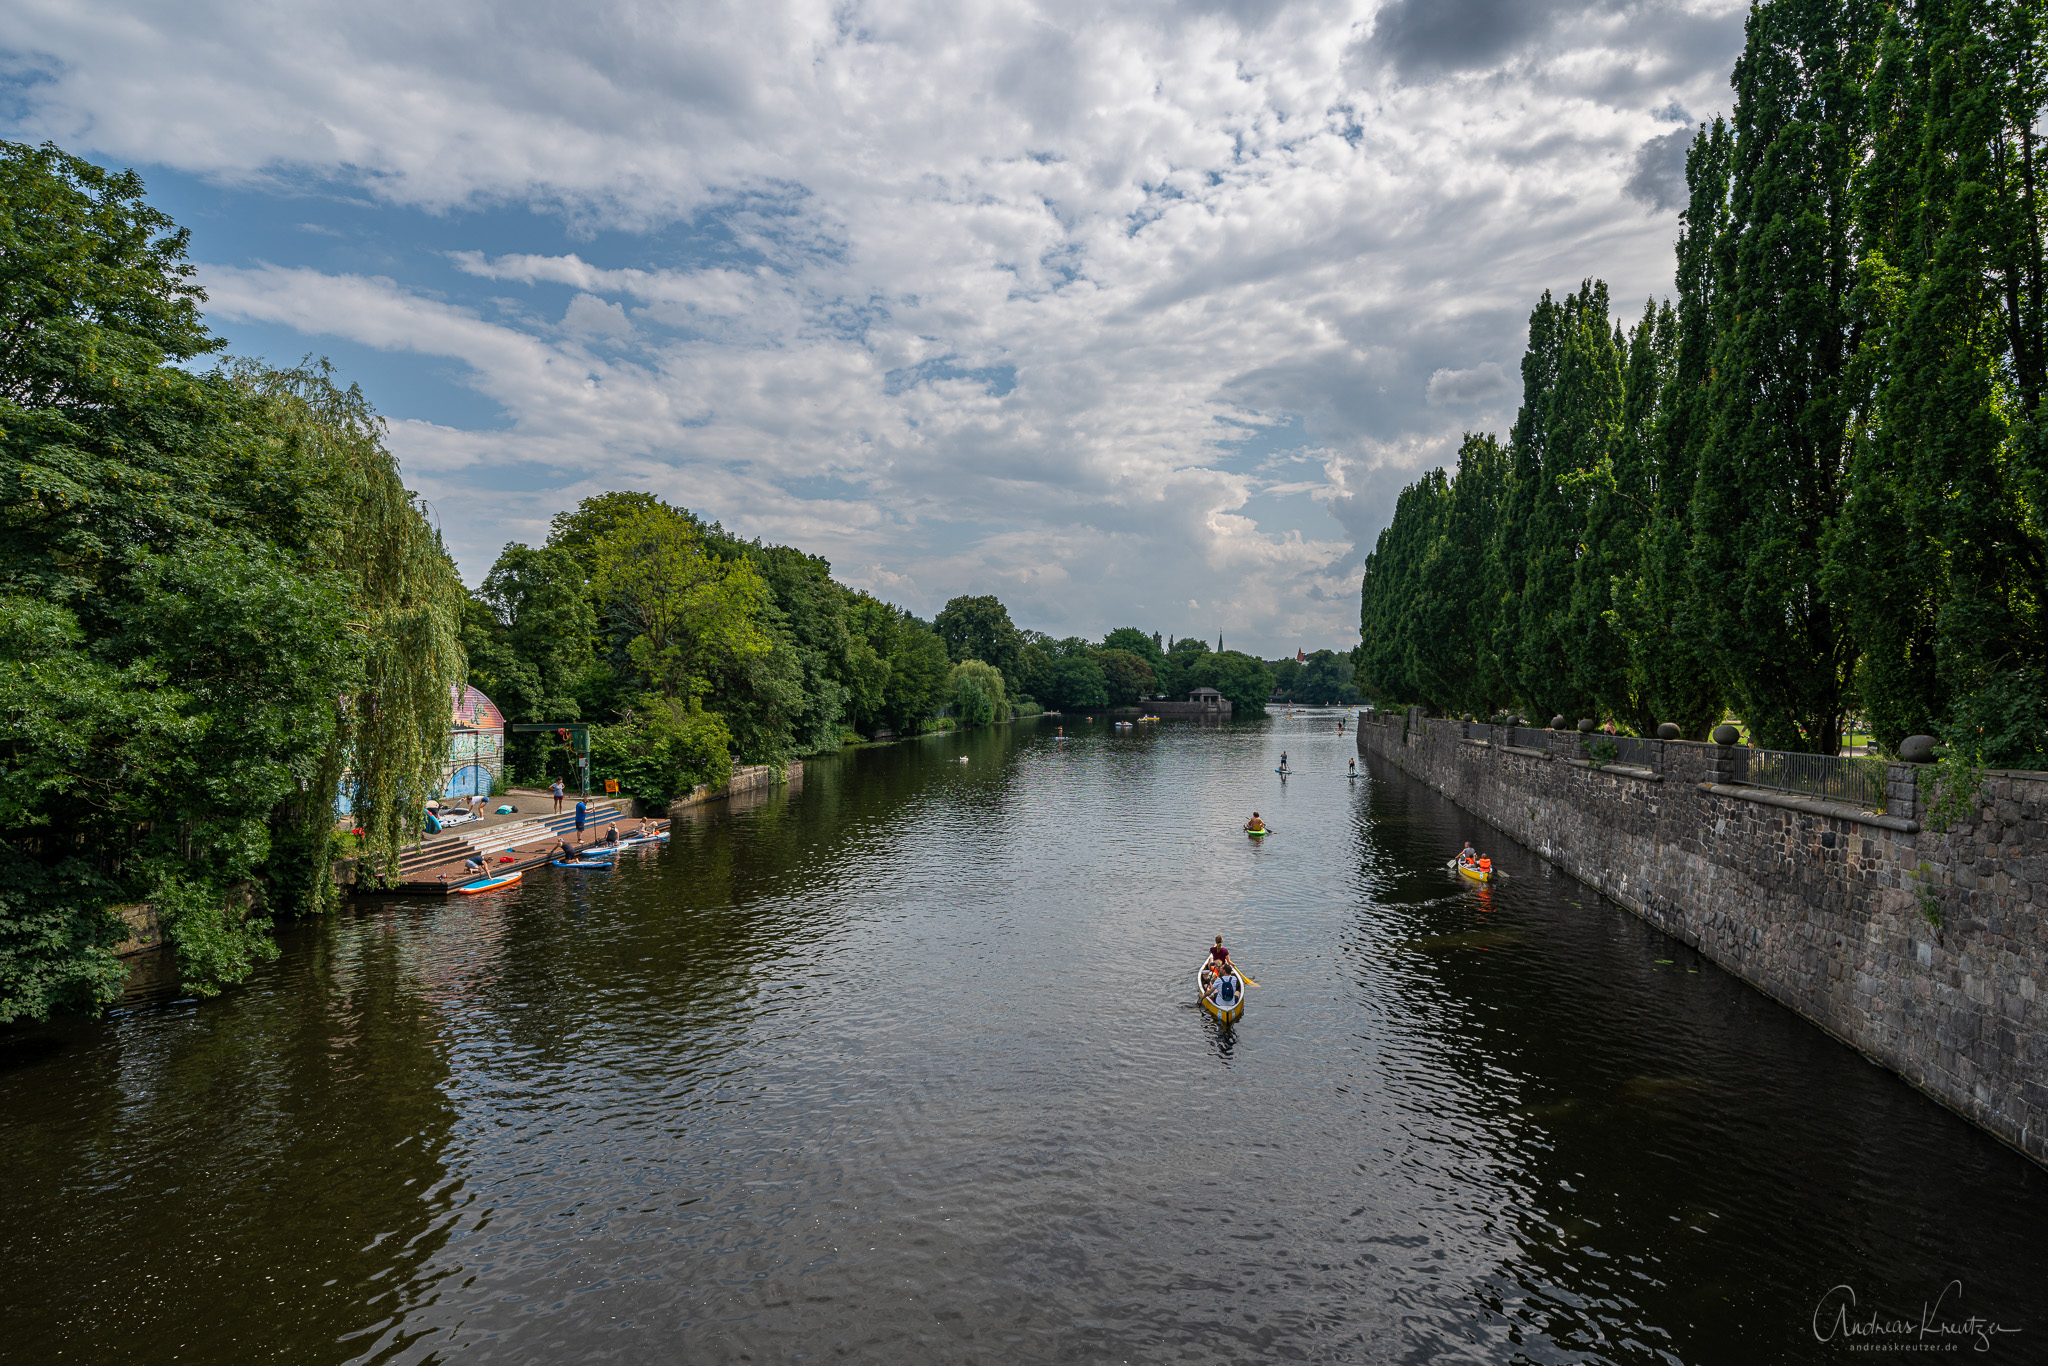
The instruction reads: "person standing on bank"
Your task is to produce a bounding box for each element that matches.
[552,778,565,813]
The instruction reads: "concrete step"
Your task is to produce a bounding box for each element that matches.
[390,804,624,878]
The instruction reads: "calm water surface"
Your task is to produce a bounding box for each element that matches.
[3,714,2043,1364]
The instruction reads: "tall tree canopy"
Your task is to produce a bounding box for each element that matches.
[1360,0,2048,766]
[0,142,465,1017]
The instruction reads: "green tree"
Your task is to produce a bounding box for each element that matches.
[1632,127,1734,740]
[934,595,1023,683]
[1358,471,1446,707]
[1842,0,2048,765]
[1693,0,1880,753]
[947,658,1009,726]
[590,504,771,702]
[1296,650,1351,704]
[1504,282,1616,721]
[1043,655,1108,709]
[0,140,467,1015]
[589,694,734,806]
[546,490,678,574]
[243,363,468,909]
[1413,433,1507,714]
[1184,650,1274,716]
[885,621,953,732]
[1090,648,1155,704]
[472,543,597,723]
[1100,627,1165,667]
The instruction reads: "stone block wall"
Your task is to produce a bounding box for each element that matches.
[1359,709,2047,1166]
[669,760,804,811]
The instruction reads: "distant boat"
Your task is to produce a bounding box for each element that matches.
[1456,857,1492,883]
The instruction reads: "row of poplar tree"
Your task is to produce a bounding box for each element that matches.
[1359,0,2048,767]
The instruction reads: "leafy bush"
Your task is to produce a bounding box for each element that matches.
[590,696,734,808]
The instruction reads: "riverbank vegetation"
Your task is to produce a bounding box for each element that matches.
[0,143,466,1019]
[0,135,1273,1020]
[467,531,1277,792]
[1357,0,2048,769]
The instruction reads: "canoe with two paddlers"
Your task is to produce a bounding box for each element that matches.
[1198,961,1246,1023]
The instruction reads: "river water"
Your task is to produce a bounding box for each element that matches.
[3,713,2042,1364]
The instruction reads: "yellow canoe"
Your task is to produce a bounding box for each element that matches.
[1456,859,1491,883]
[1199,963,1246,1023]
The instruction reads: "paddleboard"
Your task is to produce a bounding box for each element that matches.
[453,871,522,894]
[553,858,612,869]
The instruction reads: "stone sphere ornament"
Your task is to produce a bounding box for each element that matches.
[1899,734,1938,763]
[1712,723,1740,745]
[1657,723,1681,740]
[1577,718,1597,733]
[1550,715,1567,730]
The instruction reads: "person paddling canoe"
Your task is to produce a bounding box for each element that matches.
[1203,937,1258,992]
[1243,812,1268,834]
[1207,935,1233,972]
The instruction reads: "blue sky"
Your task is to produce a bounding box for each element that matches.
[1,0,1744,654]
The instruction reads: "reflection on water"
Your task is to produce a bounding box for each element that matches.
[2,715,2042,1364]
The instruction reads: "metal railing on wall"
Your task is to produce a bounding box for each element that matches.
[1737,748,1888,812]
[1579,734,1659,769]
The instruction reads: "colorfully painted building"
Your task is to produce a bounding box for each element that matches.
[444,685,507,798]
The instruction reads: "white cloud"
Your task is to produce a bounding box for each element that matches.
[562,292,634,338]
[3,0,1748,649]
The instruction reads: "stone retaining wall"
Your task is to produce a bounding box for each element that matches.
[1359,709,2047,1166]
[669,760,803,810]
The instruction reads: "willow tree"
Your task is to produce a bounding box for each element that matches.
[0,137,467,1015]
[237,362,469,905]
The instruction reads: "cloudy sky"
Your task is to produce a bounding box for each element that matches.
[2,0,1743,654]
